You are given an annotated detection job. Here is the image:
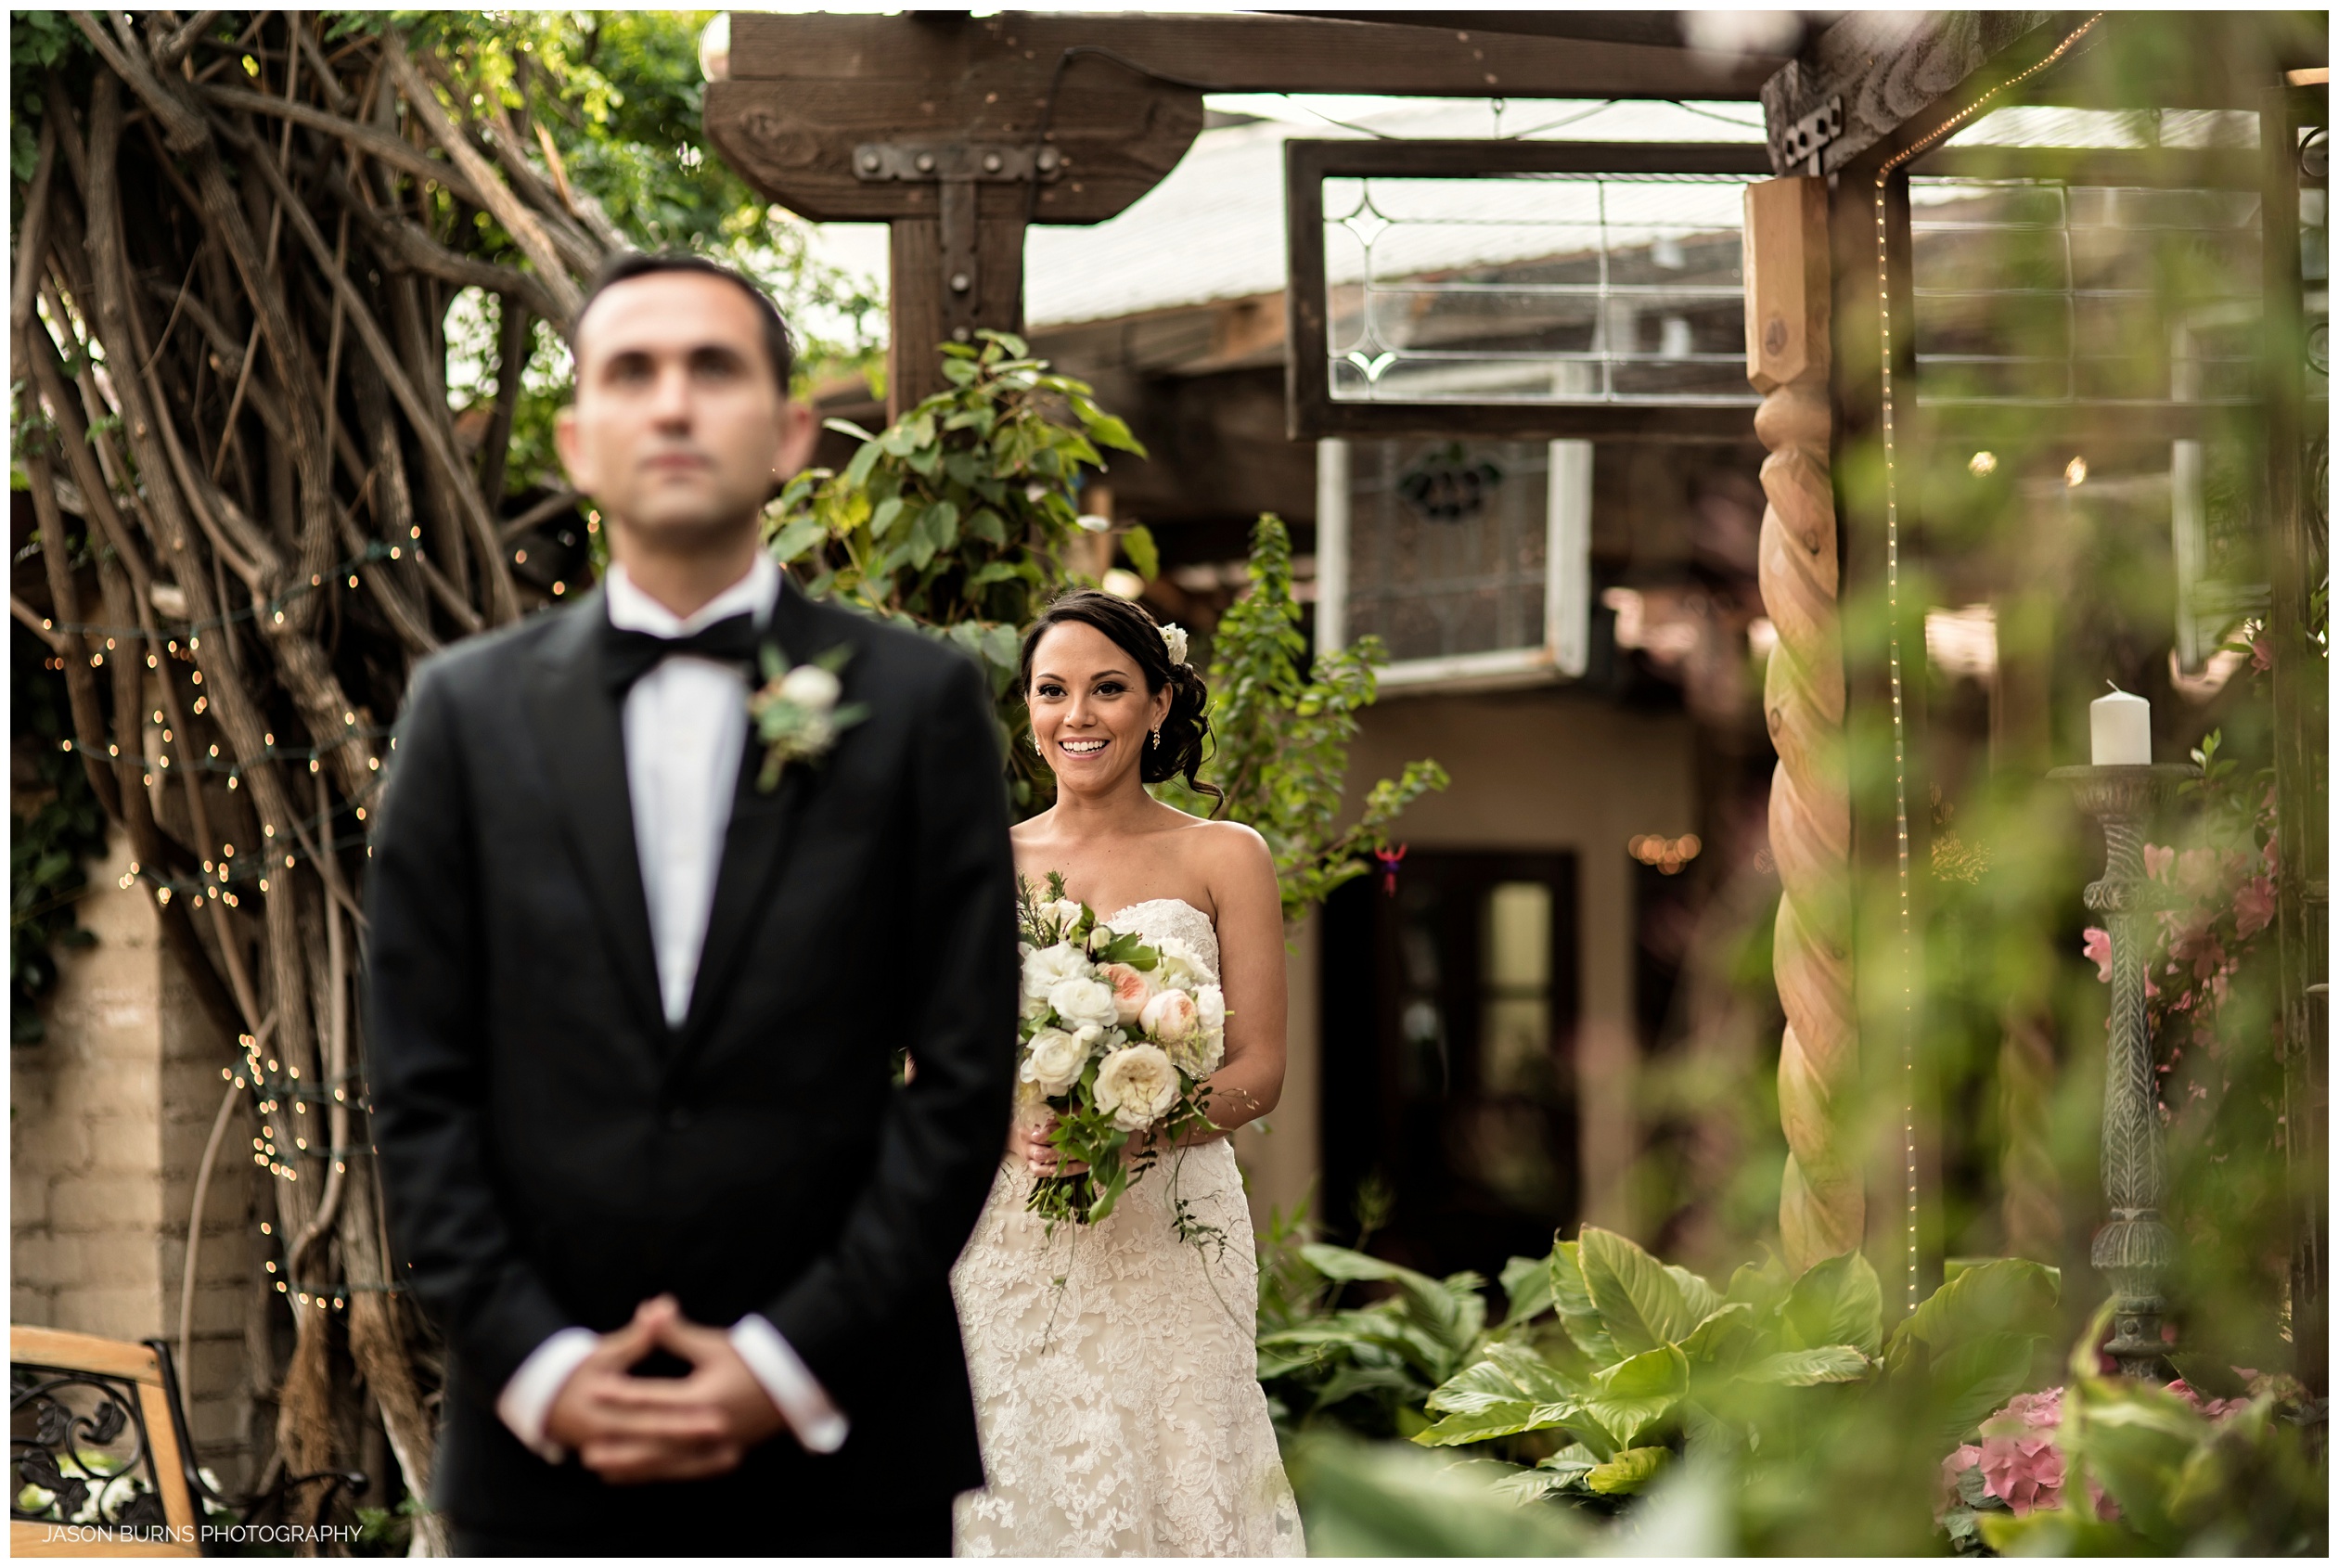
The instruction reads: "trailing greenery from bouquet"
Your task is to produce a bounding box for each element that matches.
[766,331,1142,803]
[1155,514,1448,926]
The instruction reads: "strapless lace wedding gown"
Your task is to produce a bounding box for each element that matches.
[950,899,1305,1557]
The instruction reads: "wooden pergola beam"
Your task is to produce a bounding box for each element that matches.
[720,10,1781,101]
[1758,10,2066,174]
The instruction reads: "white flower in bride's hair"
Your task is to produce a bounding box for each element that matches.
[1160,623,1189,668]
[1195,984,1226,1032]
[1138,987,1200,1045]
[1022,943,1089,1007]
[1093,1044,1180,1131]
[778,663,842,713]
[1022,1026,1092,1097]
[1099,961,1157,1024]
[1047,975,1119,1034]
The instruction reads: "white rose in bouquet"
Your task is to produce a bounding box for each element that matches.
[1048,975,1120,1033]
[1036,897,1086,935]
[1093,1044,1180,1131]
[1022,943,1089,1007]
[1022,1025,1093,1096]
[1099,961,1157,1024]
[1085,923,1118,957]
[1196,984,1226,1032]
[1148,935,1210,994]
[1137,987,1200,1044]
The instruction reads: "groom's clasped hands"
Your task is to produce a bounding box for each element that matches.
[545,1295,787,1484]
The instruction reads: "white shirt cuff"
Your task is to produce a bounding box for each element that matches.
[730,1314,850,1454]
[496,1327,600,1463]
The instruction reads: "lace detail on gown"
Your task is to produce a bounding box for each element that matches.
[950,899,1305,1557]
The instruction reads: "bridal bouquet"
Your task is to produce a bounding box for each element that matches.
[1016,873,1225,1226]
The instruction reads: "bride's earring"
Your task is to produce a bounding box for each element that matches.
[1150,726,1162,750]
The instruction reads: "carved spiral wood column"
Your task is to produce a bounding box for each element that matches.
[1744,176,1862,1271]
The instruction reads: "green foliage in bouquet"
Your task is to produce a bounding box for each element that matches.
[767,331,1142,801]
[1155,515,1448,926]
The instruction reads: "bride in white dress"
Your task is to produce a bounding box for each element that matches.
[950,591,1305,1557]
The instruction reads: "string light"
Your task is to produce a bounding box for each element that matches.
[1870,10,2106,1313]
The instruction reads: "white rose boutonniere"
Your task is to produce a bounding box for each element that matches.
[749,645,868,791]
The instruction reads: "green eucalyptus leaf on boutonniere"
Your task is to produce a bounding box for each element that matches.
[747,643,868,791]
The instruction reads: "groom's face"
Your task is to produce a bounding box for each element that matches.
[557,272,816,551]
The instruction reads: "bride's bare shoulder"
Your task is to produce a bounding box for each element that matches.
[1173,816,1274,880]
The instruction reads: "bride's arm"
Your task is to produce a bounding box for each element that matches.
[1176,823,1286,1145]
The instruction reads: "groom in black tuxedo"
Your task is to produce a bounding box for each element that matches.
[366,254,1017,1555]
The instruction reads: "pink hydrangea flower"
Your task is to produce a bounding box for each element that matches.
[2083,927,2114,983]
[2234,876,2276,939]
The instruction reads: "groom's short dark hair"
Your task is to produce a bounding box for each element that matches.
[576,252,798,395]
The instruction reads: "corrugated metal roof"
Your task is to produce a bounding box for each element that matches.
[1022,96,1766,328]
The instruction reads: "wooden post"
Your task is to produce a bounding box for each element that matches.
[1744,175,1861,1271]
[2260,82,2328,1393]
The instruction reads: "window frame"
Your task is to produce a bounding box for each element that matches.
[1281,137,1776,443]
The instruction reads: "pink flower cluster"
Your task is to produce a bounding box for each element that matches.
[1940,1389,2083,1517]
[1941,1379,2255,1523]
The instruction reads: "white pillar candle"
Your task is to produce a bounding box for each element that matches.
[2090,687,2153,765]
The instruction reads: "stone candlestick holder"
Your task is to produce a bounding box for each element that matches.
[2048,762,2199,1378]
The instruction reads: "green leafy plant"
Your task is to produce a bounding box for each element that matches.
[767,330,1141,800]
[1157,514,1448,925]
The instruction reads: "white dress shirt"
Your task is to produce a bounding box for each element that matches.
[495,553,848,1462]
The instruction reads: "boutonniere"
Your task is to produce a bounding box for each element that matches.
[748,645,868,791]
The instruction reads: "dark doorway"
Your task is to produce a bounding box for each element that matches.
[1319,850,1581,1283]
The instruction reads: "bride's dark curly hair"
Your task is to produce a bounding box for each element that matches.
[1019,589,1223,816]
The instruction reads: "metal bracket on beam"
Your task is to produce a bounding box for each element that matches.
[1780,96,1844,176]
[852,142,1065,183]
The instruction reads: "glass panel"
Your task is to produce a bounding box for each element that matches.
[1912,175,2263,406]
[1322,170,1762,407]
[1348,439,1553,662]
[1482,881,1552,1097]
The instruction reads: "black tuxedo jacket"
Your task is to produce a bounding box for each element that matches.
[365,577,1017,1535]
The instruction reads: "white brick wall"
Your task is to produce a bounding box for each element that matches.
[12,831,269,1488]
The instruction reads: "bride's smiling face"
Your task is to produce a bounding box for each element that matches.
[1027,621,1170,795]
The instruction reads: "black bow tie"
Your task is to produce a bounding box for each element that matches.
[599,610,765,696]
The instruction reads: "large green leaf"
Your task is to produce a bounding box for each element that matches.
[1290,1433,1590,1557]
[1677,1303,1755,1371]
[1666,1264,1725,1328]
[1497,1253,1557,1329]
[1585,1446,1671,1496]
[1736,1345,1871,1386]
[1410,1399,1577,1448]
[1780,1251,1883,1358]
[1425,1342,1580,1415]
[1549,1242,1620,1364]
[1926,1331,2043,1452]
[1578,1227,1701,1355]
[1977,1510,2145,1555]
[1300,1244,1486,1366]
[1581,1343,1690,1449]
[2070,1382,2210,1546]
[1885,1257,2060,1375]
